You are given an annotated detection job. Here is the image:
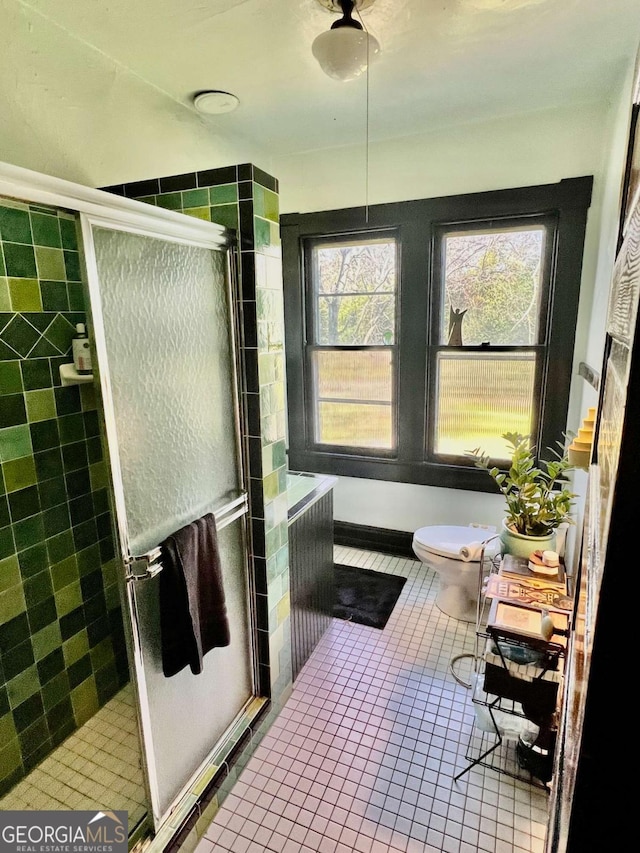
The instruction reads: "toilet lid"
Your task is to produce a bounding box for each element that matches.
[413,525,487,560]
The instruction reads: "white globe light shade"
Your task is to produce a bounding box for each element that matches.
[312,26,380,81]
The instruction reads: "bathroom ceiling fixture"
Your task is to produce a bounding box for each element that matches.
[192,90,240,115]
[312,0,380,82]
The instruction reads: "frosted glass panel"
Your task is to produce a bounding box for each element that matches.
[132,518,251,816]
[90,226,253,825]
[434,351,536,459]
[93,228,240,554]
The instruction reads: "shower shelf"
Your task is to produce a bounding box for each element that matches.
[59,363,94,386]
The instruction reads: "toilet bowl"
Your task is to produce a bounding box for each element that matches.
[412,525,495,622]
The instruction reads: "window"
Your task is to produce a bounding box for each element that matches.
[282,177,593,491]
[307,233,398,452]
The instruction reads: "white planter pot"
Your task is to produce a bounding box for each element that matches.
[499,518,556,558]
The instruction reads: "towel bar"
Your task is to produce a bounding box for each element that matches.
[125,492,248,582]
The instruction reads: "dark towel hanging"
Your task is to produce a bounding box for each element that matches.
[159,512,230,677]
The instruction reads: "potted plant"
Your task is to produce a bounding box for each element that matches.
[466,432,577,558]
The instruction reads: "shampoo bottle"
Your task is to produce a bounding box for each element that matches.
[72,323,92,375]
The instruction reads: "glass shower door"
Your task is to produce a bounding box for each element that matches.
[82,221,254,828]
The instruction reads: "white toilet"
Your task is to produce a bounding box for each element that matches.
[412,525,496,622]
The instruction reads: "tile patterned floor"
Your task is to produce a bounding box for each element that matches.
[1,683,148,833]
[197,547,549,853]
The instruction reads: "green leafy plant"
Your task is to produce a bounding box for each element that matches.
[466,432,576,536]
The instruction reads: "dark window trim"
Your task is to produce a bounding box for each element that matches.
[281,176,593,492]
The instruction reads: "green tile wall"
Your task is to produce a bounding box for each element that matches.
[0,199,127,796]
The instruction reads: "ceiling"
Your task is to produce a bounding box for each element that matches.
[1,0,640,182]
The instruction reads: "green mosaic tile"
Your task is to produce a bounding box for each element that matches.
[27,596,57,634]
[0,713,18,748]
[23,570,53,608]
[0,425,32,462]
[62,441,87,472]
[30,213,61,248]
[50,554,78,591]
[71,676,98,726]
[63,629,89,667]
[104,583,120,611]
[7,664,40,708]
[17,542,48,582]
[0,207,32,243]
[209,205,238,231]
[8,485,41,523]
[28,338,60,359]
[183,207,210,221]
[63,251,81,282]
[42,671,70,711]
[254,217,271,251]
[35,247,66,281]
[90,461,108,491]
[263,188,279,223]
[0,361,22,394]
[42,505,70,541]
[209,184,238,205]
[182,188,209,208]
[3,243,37,278]
[30,419,59,452]
[47,530,75,564]
[67,282,85,311]
[40,280,69,311]
[21,359,52,391]
[263,470,279,501]
[156,192,183,210]
[0,582,26,622]
[55,386,81,417]
[3,456,37,492]
[80,384,96,413]
[31,621,62,661]
[38,477,66,511]
[13,514,45,551]
[59,218,78,251]
[43,314,75,353]
[37,648,65,685]
[0,278,10,311]
[22,312,52,333]
[272,440,287,469]
[34,448,64,481]
[8,278,41,312]
[0,735,22,779]
[77,544,100,577]
[0,315,40,358]
[25,389,56,422]
[55,580,82,617]
[0,554,21,594]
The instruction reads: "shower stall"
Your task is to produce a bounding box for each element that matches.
[0,162,262,845]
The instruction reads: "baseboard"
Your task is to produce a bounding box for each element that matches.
[334,521,415,559]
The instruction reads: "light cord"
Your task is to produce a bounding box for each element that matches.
[356,5,371,224]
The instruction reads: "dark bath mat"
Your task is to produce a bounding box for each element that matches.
[333,564,407,630]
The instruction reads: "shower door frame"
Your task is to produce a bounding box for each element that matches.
[0,161,264,837]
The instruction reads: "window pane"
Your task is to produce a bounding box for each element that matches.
[313,350,393,448]
[317,403,393,449]
[434,352,536,459]
[313,238,396,344]
[441,228,545,346]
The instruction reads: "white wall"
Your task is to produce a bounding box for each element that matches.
[274,97,632,536]
[0,0,272,187]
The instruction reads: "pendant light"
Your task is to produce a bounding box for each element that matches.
[312,0,380,82]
